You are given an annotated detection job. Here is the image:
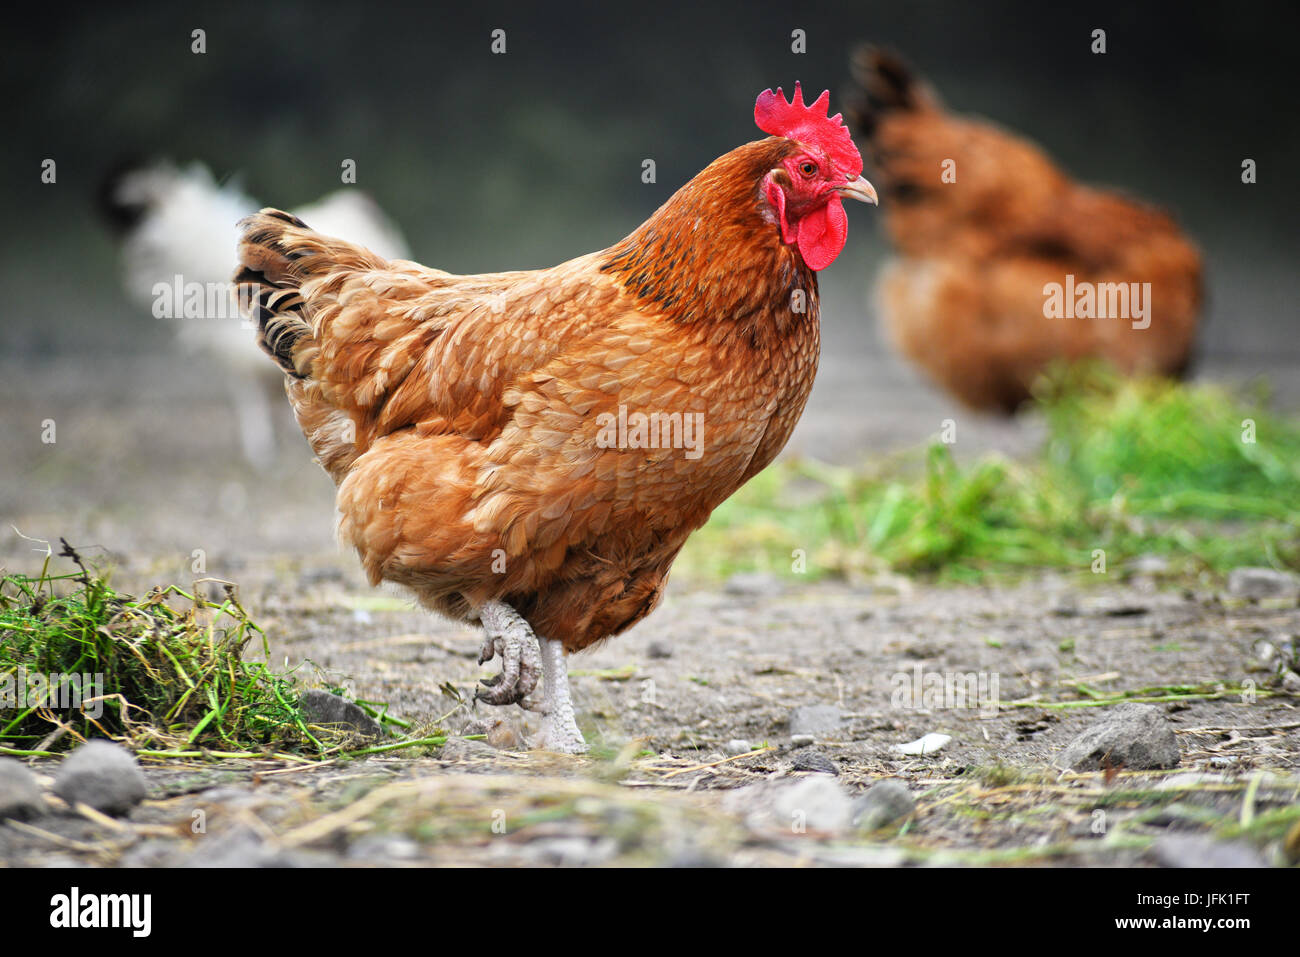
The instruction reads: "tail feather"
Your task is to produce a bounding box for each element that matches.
[845,46,936,138]
[235,207,384,379]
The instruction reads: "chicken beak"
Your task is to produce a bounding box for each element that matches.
[836,175,879,205]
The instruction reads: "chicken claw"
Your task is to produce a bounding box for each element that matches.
[469,602,587,752]
[474,601,541,706]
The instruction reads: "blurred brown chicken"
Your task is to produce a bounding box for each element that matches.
[236,85,876,751]
[846,47,1203,412]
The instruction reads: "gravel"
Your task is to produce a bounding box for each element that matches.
[299,689,383,739]
[52,740,147,815]
[853,781,917,831]
[0,758,44,820]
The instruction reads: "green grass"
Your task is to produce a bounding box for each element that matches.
[0,540,333,756]
[678,366,1300,583]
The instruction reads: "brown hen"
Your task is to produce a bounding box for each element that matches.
[236,86,876,751]
[847,47,1203,412]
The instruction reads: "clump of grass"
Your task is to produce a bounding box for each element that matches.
[0,540,330,756]
[1040,364,1300,521]
[679,367,1300,583]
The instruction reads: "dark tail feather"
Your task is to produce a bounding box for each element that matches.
[235,208,317,378]
[845,46,934,139]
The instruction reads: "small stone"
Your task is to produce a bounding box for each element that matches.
[853,781,916,831]
[1227,567,1300,601]
[893,732,951,755]
[771,776,852,833]
[789,748,838,775]
[1055,703,1180,771]
[790,734,816,748]
[1153,834,1266,868]
[788,704,844,736]
[724,775,853,834]
[726,739,753,754]
[646,640,674,659]
[53,741,147,815]
[0,758,44,820]
[298,689,382,739]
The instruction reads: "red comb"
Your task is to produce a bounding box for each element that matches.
[754,82,863,178]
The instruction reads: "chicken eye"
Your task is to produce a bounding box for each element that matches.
[798,161,818,178]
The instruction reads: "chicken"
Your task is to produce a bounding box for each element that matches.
[235,85,877,752]
[99,159,410,467]
[845,47,1203,412]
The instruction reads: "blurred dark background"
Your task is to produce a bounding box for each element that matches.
[3,0,1297,358]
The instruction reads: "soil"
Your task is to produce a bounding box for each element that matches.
[1,355,1297,867]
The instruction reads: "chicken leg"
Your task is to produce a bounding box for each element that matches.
[473,601,587,753]
[533,636,587,754]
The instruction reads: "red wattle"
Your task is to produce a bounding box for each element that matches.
[795,194,847,271]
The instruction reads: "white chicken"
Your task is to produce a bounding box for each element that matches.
[100,159,411,468]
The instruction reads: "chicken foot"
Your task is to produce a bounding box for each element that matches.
[472,600,587,753]
[474,600,541,706]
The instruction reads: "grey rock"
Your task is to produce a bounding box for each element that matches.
[725,775,852,834]
[1055,703,1180,771]
[853,781,917,831]
[770,776,852,833]
[788,704,844,736]
[1153,834,1266,868]
[1227,567,1300,601]
[298,689,382,739]
[726,739,753,754]
[789,748,838,775]
[790,734,816,748]
[646,640,674,659]
[0,758,44,820]
[53,741,147,815]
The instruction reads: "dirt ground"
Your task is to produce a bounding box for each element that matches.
[2,355,1298,867]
